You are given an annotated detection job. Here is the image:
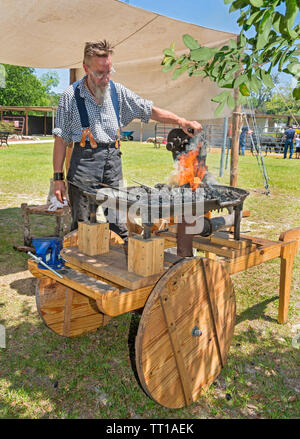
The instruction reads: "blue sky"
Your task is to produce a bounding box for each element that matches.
[34,0,295,93]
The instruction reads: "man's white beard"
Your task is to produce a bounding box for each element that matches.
[94,84,109,105]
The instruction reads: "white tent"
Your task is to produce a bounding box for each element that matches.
[0,0,237,119]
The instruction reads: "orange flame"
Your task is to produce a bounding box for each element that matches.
[178,143,207,190]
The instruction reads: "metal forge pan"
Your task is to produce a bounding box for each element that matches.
[79,183,249,241]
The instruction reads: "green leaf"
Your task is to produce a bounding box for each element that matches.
[224,64,241,80]
[286,0,299,35]
[182,34,200,50]
[257,12,273,50]
[239,32,247,48]
[239,83,250,96]
[162,60,176,72]
[190,47,216,62]
[172,65,188,80]
[246,9,264,26]
[224,0,234,4]
[272,12,282,32]
[214,99,226,117]
[227,94,235,110]
[211,90,230,103]
[192,70,206,77]
[249,0,264,6]
[278,47,292,71]
[237,94,249,105]
[218,80,235,88]
[284,62,300,76]
[229,39,237,49]
[163,48,175,57]
[249,75,261,94]
[293,86,300,100]
[234,74,248,88]
[260,69,275,88]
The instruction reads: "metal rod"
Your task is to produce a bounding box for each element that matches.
[219,117,228,177]
[233,203,243,241]
[28,252,64,279]
[131,179,159,192]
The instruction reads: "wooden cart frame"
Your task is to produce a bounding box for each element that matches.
[28,224,300,408]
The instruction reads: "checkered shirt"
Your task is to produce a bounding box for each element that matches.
[53,75,153,143]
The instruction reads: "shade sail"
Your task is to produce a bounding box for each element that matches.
[0,0,237,119]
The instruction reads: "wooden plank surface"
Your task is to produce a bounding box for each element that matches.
[28,259,118,301]
[61,246,178,290]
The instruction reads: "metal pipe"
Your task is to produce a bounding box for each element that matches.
[219,117,228,177]
[28,252,64,279]
[177,218,195,257]
[233,203,243,240]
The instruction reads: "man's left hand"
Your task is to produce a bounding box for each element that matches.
[180,119,203,136]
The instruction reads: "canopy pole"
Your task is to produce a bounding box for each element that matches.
[219,117,228,178]
[52,109,55,133]
[25,110,28,136]
[140,122,143,143]
[70,68,76,84]
[230,103,241,187]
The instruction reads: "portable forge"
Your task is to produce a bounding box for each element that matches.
[27,132,300,409]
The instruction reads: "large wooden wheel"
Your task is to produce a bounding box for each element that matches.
[135,257,236,408]
[36,278,111,337]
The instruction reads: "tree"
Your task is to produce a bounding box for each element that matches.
[162,0,300,116]
[40,71,59,94]
[0,65,49,107]
[250,73,280,111]
[264,83,300,114]
[40,71,61,106]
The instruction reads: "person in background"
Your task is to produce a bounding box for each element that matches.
[239,125,252,156]
[295,133,300,159]
[283,125,296,159]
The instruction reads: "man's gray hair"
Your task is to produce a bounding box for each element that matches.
[83,40,114,65]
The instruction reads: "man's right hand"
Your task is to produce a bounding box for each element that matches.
[54,180,67,203]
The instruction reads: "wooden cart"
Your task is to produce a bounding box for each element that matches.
[28,224,300,409]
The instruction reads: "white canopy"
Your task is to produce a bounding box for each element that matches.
[0,0,237,119]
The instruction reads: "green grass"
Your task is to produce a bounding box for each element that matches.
[0,141,299,419]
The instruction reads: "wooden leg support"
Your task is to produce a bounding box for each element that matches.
[278,241,298,324]
[21,203,31,246]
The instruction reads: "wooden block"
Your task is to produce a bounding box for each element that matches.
[78,221,109,256]
[128,236,165,277]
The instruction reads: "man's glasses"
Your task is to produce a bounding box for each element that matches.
[89,66,116,80]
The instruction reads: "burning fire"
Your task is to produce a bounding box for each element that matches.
[178,144,207,190]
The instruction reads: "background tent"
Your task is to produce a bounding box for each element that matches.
[0,0,237,120]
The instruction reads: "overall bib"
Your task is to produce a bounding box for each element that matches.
[67,80,128,241]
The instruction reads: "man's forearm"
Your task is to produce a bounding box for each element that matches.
[150,106,185,126]
[150,106,202,135]
[53,136,68,174]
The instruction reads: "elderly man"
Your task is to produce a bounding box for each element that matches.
[53,40,202,241]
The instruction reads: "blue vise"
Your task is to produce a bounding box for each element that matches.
[32,237,64,270]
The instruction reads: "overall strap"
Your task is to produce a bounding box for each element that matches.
[73,80,97,148]
[73,81,89,128]
[109,80,120,128]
